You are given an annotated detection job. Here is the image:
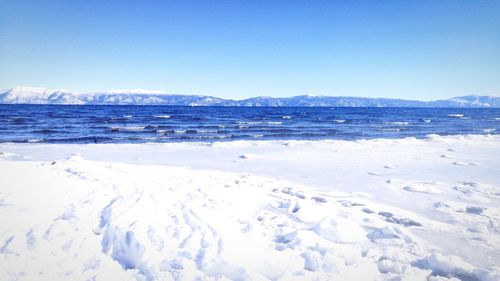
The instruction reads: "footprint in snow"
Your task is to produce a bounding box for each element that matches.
[402,184,442,194]
[238,154,257,159]
[280,187,306,200]
[0,236,15,254]
[362,208,375,214]
[378,211,422,227]
[311,196,327,203]
[25,229,36,251]
[294,193,306,199]
[440,154,454,158]
[338,200,364,207]
[465,206,485,215]
[453,161,480,166]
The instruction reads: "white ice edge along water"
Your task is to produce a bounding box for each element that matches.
[0,134,499,280]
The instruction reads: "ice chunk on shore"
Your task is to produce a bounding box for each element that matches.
[313,217,367,243]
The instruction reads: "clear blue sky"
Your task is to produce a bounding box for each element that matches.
[1,0,499,100]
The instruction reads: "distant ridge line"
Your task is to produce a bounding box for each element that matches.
[0,87,499,107]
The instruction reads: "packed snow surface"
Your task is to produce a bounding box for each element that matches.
[1,135,499,280]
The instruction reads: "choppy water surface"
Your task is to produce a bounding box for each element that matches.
[0,105,498,143]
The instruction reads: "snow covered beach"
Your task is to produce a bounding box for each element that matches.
[1,135,499,281]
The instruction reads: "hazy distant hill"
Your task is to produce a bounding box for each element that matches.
[1,87,499,107]
[427,95,500,108]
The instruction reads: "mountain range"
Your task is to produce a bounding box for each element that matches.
[1,87,499,107]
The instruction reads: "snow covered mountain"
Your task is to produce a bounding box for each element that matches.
[0,87,227,106]
[0,87,499,107]
[427,95,500,108]
[238,95,429,107]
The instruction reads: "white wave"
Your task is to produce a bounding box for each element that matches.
[127,136,158,141]
[122,115,133,118]
[236,121,282,125]
[236,121,262,125]
[282,116,291,119]
[153,115,170,118]
[384,122,410,126]
[448,114,464,118]
[111,126,145,131]
[334,119,346,123]
[482,128,496,133]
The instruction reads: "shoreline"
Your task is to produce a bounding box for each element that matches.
[2,132,499,145]
[1,134,499,280]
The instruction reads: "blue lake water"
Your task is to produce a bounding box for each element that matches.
[0,105,499,143]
